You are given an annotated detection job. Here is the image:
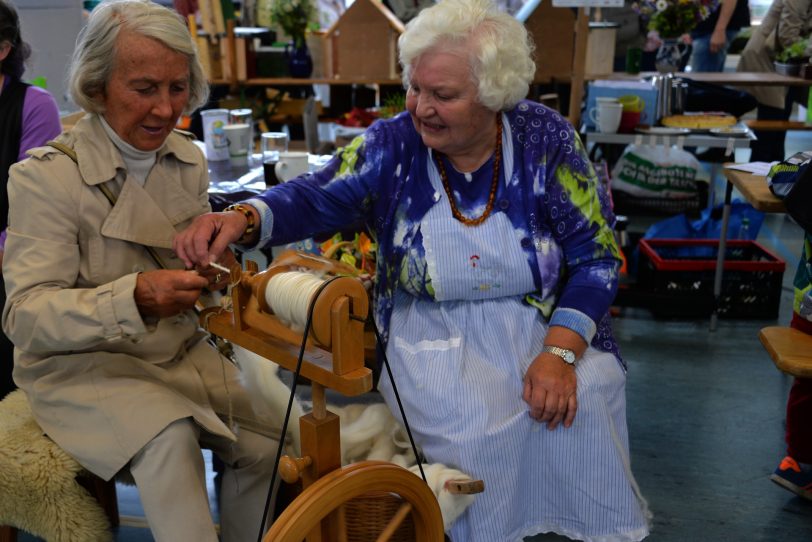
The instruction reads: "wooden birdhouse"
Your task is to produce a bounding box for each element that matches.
[323,0,405,80]
[518,0,576,83]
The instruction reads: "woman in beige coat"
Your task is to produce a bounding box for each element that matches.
[2,2,280,541]
[737,0,812,161]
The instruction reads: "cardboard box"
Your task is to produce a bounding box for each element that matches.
[585,80,658,130]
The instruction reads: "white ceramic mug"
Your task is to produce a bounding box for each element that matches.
[223,123,252,166]
[275,151,310,182]
[589,102,624,134]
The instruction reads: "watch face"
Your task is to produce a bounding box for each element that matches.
[545,346,576,364]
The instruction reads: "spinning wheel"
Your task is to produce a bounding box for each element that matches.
[201,251,447,541]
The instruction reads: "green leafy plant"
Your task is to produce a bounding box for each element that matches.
[269,0,316,48]
[775,38,810,64]
[379,93,406,119]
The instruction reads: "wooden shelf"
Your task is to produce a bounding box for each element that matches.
[211,77,403,86]
[584,71,812,87]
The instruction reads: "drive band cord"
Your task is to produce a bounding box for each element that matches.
[254,276,427,542]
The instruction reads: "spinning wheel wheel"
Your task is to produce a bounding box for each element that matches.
[266,461,445,542]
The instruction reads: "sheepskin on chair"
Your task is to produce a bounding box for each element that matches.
[0,390,112,542]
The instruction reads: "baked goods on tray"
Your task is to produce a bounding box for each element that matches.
[661,113,737,129]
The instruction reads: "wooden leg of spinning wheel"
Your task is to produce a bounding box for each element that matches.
[300,409,342,541]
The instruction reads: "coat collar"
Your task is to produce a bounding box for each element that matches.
[66,114,205,249]
[68,114,200,186]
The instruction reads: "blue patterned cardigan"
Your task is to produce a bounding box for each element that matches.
[245,101,624,367]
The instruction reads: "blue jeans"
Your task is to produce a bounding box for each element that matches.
[689,29,739,72]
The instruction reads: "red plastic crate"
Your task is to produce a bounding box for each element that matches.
[636,238,786,318]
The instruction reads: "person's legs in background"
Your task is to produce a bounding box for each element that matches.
[689,29,739,73]
[771,314,812,501]
[749,99,793,162]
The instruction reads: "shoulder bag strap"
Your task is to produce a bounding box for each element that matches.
[46,141,168,270]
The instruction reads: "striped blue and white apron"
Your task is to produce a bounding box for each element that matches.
[377,151,650,542]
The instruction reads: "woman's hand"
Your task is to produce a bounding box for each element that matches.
[523,353,578,430]
[173,210,249,269]
[134,269,210,318]
[195,248,238,292]
[522,325,586,430]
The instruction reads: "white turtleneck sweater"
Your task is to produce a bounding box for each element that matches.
[99,115,161,186]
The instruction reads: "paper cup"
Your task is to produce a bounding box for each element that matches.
[201,109,230,161]
[224,123,251,166]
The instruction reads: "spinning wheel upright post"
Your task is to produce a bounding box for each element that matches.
[200,251,446,542]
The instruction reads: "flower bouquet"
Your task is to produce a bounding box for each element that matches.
[268,0,316,47]
[633,0,718,40]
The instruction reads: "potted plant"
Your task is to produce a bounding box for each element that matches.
[774,38,810,77]
[262,0,317,78]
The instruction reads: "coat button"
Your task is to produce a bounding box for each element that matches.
[521,238,532,248]
[499,199,510,210]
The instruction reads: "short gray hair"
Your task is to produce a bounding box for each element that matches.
[69,0,208,114]
[398,0,535,112]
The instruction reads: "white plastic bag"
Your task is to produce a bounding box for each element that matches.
[611,144,707,199]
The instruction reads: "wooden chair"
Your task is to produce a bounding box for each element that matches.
[759,326,812,377]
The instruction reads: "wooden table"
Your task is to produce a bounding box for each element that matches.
[710,167,785,330]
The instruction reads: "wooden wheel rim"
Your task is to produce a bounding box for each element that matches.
[265,461,445,542]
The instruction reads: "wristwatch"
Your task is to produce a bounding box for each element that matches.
[542,345,577,366]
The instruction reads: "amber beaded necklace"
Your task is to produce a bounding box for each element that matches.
[434,119,502,227]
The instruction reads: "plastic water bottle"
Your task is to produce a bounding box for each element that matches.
[740,217,751,240]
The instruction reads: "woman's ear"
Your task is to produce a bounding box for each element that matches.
[0,40,11,63]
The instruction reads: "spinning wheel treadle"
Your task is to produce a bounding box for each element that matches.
[200,250,448,541]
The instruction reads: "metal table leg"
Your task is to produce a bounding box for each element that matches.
[710,180,734,331]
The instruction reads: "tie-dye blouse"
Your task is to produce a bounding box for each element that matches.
[245,100,624,365]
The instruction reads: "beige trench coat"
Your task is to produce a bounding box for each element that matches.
[3,115,277,480]
[737,0,812,109]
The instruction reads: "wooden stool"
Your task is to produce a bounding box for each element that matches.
[0,390,119,542]
[759,326,812,377]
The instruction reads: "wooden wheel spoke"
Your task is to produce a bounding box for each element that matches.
[374,502,413,542]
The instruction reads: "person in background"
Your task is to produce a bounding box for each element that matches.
[603,1,648,72]
[383,0,435,22]
[771,232,812,501]
[689,0,751,72]
[737,0,812,162]
[0,0,61,400]
[174,0,651,540]
[3,2,279,540]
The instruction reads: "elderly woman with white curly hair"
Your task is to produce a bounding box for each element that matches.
[3,1,280,541]
[174,0,651,539]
